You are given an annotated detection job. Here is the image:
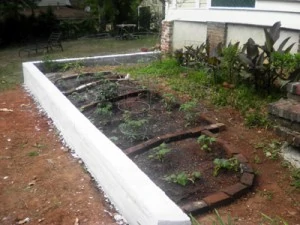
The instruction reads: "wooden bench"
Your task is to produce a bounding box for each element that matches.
[19,32,63,57]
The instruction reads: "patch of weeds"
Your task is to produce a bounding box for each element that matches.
[179,99,199,126]
[259,189,274,201]
[95,102,113,117]
[27,151,39,157]
[213,158,239,176]
[261,212,289,225]
[165,171,201,186]
[253,155,262,164]
[245,110,269,128]
[71,92,86,103]
[190,209,236,225]
[197,134,216,152]
[61,61,84,73]
[97,80,118,101]
[148,143,171,162]
[263,140,281,160]
[119,112,148,142]
[161,93,177,111]
[291,168,300,189]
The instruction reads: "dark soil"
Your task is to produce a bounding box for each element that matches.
[48,71,244,209]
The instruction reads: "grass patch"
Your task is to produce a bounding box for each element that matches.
[0,36,157,91]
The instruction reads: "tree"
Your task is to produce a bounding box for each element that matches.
[0,0,40,18]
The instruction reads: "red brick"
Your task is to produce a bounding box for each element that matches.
[221,182,249,198]
[240,172,255,186]
[203,192,232,207]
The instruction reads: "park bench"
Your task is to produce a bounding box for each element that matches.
[19,32,63,57]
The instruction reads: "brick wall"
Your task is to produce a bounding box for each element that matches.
[207,22,227,56]
[161,21,174,54]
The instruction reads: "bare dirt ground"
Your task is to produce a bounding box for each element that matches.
[0,86,299,225]
[0,87,120,225]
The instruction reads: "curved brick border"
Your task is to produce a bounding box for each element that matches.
[125,121,254,215]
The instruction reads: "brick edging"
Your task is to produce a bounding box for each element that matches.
[180,137,254,215]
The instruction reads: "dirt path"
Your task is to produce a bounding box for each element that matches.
[0,86,299,225]
[0,86,118,225]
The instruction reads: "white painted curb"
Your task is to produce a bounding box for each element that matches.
[23,52,191,225]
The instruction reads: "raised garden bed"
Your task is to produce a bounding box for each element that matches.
[23,52,254,225]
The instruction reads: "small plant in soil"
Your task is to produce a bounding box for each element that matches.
[161,93,177,111]
[197,134,216,152]
[97,80,118,101]
[71,92,86,103]
[119,112,148,142]
[291,168,300,189]
[27,151,39,157]
[263,140,281,160]
[179,99,199,126]
[164,171,201,186]
[95,102,113,117]
[213,158,239,177]
[261,213,289,225]
[148,143,171,162]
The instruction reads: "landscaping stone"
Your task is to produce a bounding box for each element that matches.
[221,182,249,198]
[181,200,209,214]
[240,172,255,187]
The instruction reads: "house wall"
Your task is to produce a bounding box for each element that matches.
[162,0,300,53]
[172,21,207,50]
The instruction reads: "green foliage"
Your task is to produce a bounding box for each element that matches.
[213,158,239,176]
[97,80,118,101]
[220,42,242,85]
[165,171,201,186]
[162,93,177,111]
[42,55,58,73]
[263,140,281,160]
[95,102,113,117]
[27,151,39,157]
[148,143,171,162]
[179,99,199,126]
[244,110,269,128]
[261,213,289,225]
[190,209,236,225]
[239,21,296,93]
[291,168,300,189]
[197,135,216,152]
[61,61,84,73]
[119,112,148,142]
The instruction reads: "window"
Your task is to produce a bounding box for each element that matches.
[211,0,255,7]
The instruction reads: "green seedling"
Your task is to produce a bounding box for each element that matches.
[179,100,199,126]
[213,158,239,176]
[95,102,113,117]
[28,151,39,157]
[165,171,201,186]
[162,93,177,111]
[197,134,216,152]
[148,143,171,162]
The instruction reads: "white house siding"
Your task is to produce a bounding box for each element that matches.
[164,0,300,53]
[177,0,196,8]
[256,0,300,12]
[226,24,299,53]
[173,21,207,50]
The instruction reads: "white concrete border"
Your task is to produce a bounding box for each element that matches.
[23,52,191,225]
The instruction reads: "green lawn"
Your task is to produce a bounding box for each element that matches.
[0,35,158,91]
